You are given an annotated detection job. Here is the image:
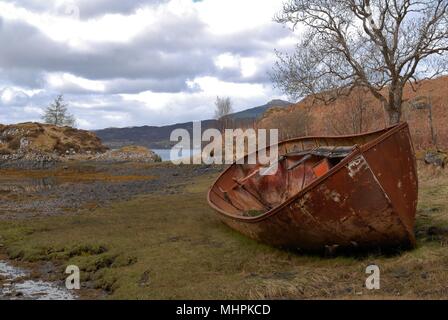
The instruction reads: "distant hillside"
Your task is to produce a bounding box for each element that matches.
[96,120,218,149]
[96,99,291,149]
[258,76,448,150]
[226,99,292,120]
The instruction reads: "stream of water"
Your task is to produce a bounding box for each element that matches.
[0,261,76,300]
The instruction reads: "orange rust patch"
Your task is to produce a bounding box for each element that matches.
[313,159,331,178]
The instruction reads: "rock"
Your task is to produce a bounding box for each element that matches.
[426,226,448,236]
[424,151,447,168]
[0,150,59,169]
[93,145,162,163]
[391,267,411,279]
[421,207,441,214]
[139,270,151,287]
[0,122,109,168]
[324,244,340,257]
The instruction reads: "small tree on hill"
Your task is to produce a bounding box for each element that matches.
[42,95,76,127]
[214,96,234,132]
[214,96,233,120]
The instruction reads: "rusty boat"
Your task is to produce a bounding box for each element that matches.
[207,122,418,251]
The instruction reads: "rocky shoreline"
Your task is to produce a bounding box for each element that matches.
[0,161,221,220]
[0,123,162,170]
[0,151,59,170]
[92,145,162,163]
[0,147,162,170]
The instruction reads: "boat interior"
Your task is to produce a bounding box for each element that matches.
[210,146,354,218]
[209,126,392,218]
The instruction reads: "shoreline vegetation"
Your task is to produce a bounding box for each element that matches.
[0,112,447,299]
[0,159,447,299]
[1,0,448,301]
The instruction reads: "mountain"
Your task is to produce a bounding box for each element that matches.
[96,99,291,149]
[226,99,292,120]
[95,120,218,149]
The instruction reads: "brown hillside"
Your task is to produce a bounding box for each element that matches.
[258,76,448,150]
[0,122,108,156]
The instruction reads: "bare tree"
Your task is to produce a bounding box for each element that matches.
[214,96,234,132]
[42,95,76,127]
[272,0,448,125]
[263,107,311,140]
[325,87,380,135]
[407,95,437,146]
[214,96,233,120]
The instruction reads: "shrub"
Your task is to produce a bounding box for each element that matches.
[154,154,163,163]
[55,140,80,154]
[8,138,21,150]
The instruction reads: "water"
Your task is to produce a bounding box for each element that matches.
[152,149,201,162]
[0,261,76,300]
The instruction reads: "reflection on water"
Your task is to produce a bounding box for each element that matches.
[0,261,76,300]
[152,149,201,162]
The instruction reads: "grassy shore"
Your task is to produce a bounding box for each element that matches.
[0,163,447,299]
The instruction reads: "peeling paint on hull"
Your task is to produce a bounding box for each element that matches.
[207,123,418,251]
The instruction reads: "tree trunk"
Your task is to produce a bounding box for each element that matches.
[385,88,403,125]
[387,108,401,125]
[428,100,437,147]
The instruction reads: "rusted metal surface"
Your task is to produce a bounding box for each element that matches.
[207,122,418,251]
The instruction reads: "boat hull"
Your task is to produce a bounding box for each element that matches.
[207,123,418,251]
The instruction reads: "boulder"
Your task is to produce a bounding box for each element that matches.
[424,150,447,168]
[0,122,109,168]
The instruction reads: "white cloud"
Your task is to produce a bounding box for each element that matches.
[240,58,258,78]
[0,2,153,49]
[215,53,240,70]
[119,76,281,124]
[196,0,283,35]
[0,87,30,105]
[1,88,15,103]
[46,73,106,93]
[0,0,294,129]
[192,76,266,98]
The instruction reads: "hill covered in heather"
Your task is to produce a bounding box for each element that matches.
[0,122,109,168]
[258,76,448,150]
[0,122,108,156]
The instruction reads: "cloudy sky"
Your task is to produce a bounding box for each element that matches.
[0,0,299,129]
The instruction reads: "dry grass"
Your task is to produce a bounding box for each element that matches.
[0,163,446,299]
[0,122,107,154]
[0,167,154,183]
